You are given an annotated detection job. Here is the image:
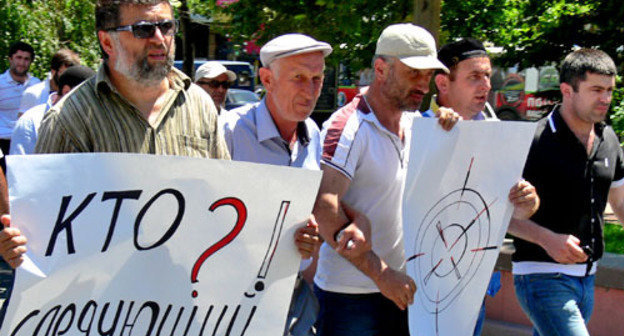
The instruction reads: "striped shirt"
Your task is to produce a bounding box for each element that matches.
[36,64,230,160]
[0,70,41,139]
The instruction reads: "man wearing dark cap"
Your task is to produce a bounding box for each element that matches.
[11,65,96,155]
[424,37,496,120]
[424,37,540,336]
[220,33,332,336]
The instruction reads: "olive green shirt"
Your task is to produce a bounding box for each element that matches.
[35,64,230,160]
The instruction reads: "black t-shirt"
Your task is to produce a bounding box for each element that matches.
[513,106,624,263]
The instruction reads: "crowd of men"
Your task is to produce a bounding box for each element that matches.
[0,1,622,335]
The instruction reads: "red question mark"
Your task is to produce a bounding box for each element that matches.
[191,197,247,298]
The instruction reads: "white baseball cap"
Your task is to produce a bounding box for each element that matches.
[260,33,333,67]
[195,61,236,82]
[375,23,449,73]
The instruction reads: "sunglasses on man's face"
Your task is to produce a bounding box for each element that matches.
[108,19,179,39]
[197,80,231,89]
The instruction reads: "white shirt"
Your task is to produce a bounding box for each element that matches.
[11,92,56,155]
[315,94,413,293]
[0,70,41,139]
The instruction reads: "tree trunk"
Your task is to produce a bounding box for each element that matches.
[180,0,195,79]
[413,0,441,44]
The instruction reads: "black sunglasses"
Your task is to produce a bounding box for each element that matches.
[197,80,231,89]
[107,19,179,39]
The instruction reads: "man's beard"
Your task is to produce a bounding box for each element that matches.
[112,37,174,86]
[384,67,424,111]
[9,65,28,78]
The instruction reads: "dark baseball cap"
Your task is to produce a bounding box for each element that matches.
[438,38,488,69]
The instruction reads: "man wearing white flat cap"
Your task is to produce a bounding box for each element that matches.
[220,33,332,336]
[312,23,460,335]
[195,61,237,114]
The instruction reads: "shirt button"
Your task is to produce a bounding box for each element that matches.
[591,198,595,203]
[591,218,595,223]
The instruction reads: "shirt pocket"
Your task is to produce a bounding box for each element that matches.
[177,135,209,157]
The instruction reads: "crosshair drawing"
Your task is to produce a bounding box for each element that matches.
[407,157,499,333]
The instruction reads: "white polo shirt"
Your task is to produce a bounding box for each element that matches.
[0,70,41,139]
[315,94,414,294]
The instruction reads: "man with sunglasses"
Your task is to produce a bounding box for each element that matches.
[195,61,236,114]
[0,0,229,265]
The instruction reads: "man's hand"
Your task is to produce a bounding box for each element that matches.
[435,107,462,131]
[334,203,372,259]
[0,215,27,269]
[294,215,321,259]
[374,264,417,310]
[509,180,540,220]
[542,232,588,264]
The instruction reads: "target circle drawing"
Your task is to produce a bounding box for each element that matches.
[408,158,497,316]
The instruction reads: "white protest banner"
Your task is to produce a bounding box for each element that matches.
[2,153,321,336]
[403,119,536,336]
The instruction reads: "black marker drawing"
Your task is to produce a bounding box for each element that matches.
[406,157,500,335]
[244,201,291,298]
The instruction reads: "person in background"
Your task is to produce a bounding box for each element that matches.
[11,65,96,155]
[0,42,40,170]
[195,61,236,114]
[18,49,80,117]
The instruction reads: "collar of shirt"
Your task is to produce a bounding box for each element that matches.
[426,94,485,120]
[94,63,191,99]
[256,98,310,146]
[548,105,605,144]
[46,92,58,110]
[358,94,412,145]
[1,69,34,86]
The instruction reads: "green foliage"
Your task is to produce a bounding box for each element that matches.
[190,0,412,70]
[609,76,624,143]
[441,0,623,69]
[605,222,624,255]
[0,0,99,79]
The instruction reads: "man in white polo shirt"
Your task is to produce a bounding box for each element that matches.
[0,41,40,170]
[312,24,460,335]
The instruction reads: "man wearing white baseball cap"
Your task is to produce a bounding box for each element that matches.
[195,61,237,114]
[220,33,332,336]
[312,23,459,335]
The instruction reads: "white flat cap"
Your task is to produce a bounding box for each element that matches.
[195,61,236,82]
[376,23,449,73]
[260,33,333,67]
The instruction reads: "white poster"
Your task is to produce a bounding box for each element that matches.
[403,119,536,336]
[2,153,321,336]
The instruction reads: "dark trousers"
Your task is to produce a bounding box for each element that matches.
[314,285,409,336]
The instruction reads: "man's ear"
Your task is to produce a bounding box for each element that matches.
[560,82,573,99]
[259,67,273,93]
[434,73,449,95]
[373,57,390,81]
[98,31,115,59]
